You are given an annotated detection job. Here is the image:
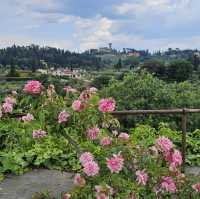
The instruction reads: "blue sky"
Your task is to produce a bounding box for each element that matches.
[0,0,200,51]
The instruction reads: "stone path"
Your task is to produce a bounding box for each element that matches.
[0,169,74,199]
[0,167,200,199]
[185,166,200,176]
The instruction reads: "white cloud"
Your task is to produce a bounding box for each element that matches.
[73,16,114,50]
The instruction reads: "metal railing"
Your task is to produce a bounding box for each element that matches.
[111,108,200,172]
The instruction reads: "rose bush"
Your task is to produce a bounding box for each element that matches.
[0,81,199,198]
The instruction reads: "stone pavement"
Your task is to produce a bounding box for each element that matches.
[0,167,200,199]
[0,169,74,199]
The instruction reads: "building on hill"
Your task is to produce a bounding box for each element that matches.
[37,67,85,79]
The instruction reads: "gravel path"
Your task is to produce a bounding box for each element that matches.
[0,169,74,199]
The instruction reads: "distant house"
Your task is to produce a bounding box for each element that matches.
[37,67,85,79]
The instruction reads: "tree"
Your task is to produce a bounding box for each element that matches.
[114,58,122,71]
[123,56,139,69]
[90,75,111,89]
[7,64,20,77]
[141,59,166,78]
[167,59,193,82]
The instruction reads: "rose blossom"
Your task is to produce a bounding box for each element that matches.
[79,152,94,166]
[106,152,124,173]
[156,136,173,153]
[96,193,109,199]
[192,183,200,193]
[83,161,100,177]
[118,132,129,141]
[95,184,113,198]
[136,170,148,186]
[161,177,176,193]
[87,127,100,140]
[22,113,34,122]
[2,103,13,113]
[5,96,16,105]
[64,86,78,93]
[79,90,91,101]
[63,193,71,199]
[32,130,47,139]
[100,137,112,146]
[23,80,42,95]
[98,98,116,113]
[165,150,182,171]
[130,192,137,199]
[89,87,98,93]
[73,173,86,187]
[72,100,84,112]
[58,111,70,123]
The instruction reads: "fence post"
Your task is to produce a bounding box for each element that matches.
[181,108,187,172]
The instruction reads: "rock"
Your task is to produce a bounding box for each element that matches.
[0,169,74,199]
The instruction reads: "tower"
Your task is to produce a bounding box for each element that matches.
[108,43,112,49]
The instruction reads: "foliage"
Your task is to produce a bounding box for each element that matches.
[114,58,122,71]
[6,65,20,77]
[0,44,102,70]
[90,75,111,89]
[102,70,200,130]
[0,80,200,199]
[141,59,166,78]
[167,59,194,82]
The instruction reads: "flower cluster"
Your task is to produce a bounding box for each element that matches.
[23,80,42,95]
[32,129,47,139]
[79,152,100,177]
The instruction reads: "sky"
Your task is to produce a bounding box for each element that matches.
[0,0,200,52]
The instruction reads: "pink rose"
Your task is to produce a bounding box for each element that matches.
[79,152,94,166]
[32,129,47,139]
[100,137,112,146]
[136,170,148,186]
[2,103,13,113]
[89,87,98,93]
[23,80,42,95]
[106,152,124,173]
[192,183,200,193]
[98,98,116,113]
[156,136,173,153]
[58,111,70,123]
[62,193,71,199]
[73,173,86,187]
[83,161,100,177]
[87,127,100,140]
[5,96,16,105]
[72,100,84,112]
[118,132,129,141]
[64,86,78,93]
[22,113,34,122]
[161,177,176,193]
